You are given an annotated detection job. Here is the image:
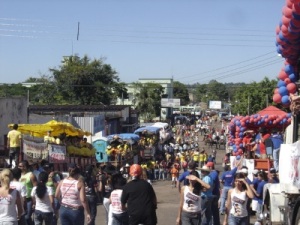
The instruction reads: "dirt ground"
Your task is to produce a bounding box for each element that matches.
[60,120,258,225]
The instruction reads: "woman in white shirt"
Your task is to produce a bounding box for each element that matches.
[31,171,55,225]
[0,168,23,225]
[176,170,207,225]
[224,173,254,225]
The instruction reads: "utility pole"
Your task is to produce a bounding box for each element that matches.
[247,95,250,115]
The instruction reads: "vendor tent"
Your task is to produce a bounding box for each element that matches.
[257,106,287,117]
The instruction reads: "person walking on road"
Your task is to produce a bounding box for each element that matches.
[121,164,157,225]
[223,173,254,225]
[7,124,22,168]
[176,170,208,225]
[177,162,198,193]
[55,163,91,225]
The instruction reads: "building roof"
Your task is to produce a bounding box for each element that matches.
[29,104,130,113]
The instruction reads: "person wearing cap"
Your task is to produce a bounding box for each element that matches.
[268,168,279,184]
[55,163,91,225]
[199,165,213,225]
[206,162,221,225]
[177,161,198,193]
[121,164,157,225]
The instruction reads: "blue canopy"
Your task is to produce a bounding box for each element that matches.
[106,133,140,142]
[134,126,161,134]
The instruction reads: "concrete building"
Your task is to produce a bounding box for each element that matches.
[116,78,174,120]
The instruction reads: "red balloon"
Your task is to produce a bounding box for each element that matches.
[278,70,289,80]
[276,25,280,34]
[273,93,282,104]
[282,15,290,26]
[286,0,293,8]
[274,88,279,94]
[281,25,289,35]
[238,149,243,154]
[285,78,291,84]
[287,82,297,93]
[283,6,293,17]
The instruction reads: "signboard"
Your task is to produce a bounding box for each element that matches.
[209,101,222,109]
[23,140,48,163]
[48,144,67,163]
[161,98,180,107]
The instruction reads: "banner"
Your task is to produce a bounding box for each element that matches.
[48,144,67,164]
[279,141,300,188]
[23,140,48,163]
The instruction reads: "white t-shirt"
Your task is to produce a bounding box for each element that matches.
[110,189,125,214]
[10,181,27,198]
[31,186,53,212]
[0,189,18,222]
[10,181,26,215]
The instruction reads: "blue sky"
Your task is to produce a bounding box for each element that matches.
[0,0,285,84]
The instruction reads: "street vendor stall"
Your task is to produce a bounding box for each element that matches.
[105,133,140,166]
[8,120,95,170]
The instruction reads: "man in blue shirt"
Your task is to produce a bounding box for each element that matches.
[219,163,238,215]
[200,165,213,225]
[270,129,283,172]
[206,162,220,225]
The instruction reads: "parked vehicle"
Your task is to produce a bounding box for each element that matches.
[262,117,300,225]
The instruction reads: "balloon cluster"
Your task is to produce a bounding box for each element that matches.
[274,0,300,105]
[228,114,291,156]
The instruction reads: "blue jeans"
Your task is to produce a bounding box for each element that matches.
[211,195,220,225]
[273,148,280,172]
[220,186,231,213]
[34,210,53,225]
[59,205,84,225]
[112,212,129,225]
[181,210,201,225]
[228,214,248,225]
[25,199,34,225]
[201,196,212,225]
[87,195,97,225]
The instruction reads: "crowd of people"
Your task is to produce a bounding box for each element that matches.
[2,115,285,225]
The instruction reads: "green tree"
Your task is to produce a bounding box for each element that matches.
[173,81,190,105]
[231,77,277,115]
[50,55,125,105]
[133,82,164,121]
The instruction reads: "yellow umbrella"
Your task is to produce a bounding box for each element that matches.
[8,120,91,138]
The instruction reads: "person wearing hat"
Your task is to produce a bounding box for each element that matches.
[55,163,91,225]
[121,164,157,225]
[199,165,213,225]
